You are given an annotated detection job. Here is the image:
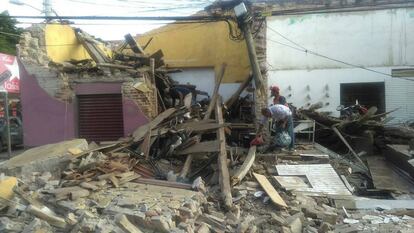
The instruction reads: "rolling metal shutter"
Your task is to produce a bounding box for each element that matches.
[78,94,124,142]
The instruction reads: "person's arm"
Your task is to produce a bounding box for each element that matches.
[178,92,184,106]
[257,116,268,134]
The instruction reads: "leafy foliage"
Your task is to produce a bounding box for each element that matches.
[0,11,23,55]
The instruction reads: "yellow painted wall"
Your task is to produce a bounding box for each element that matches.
[45,24,111,63]
[138,21,250,83]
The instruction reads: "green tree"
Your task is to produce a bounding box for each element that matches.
[0,11,23,55]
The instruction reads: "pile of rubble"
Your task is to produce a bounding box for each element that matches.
[1,100,414,232]
[3,21,413,233]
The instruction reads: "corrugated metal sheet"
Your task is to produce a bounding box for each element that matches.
[78,94,124,142]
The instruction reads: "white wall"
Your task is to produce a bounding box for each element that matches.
[169,68,243,102]
[267,8,414,123]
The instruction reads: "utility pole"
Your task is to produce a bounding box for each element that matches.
[233,2,265,96]
[4,92,12,158]
[43,0,53,18]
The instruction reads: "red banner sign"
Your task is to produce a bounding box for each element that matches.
[0,53,20,93]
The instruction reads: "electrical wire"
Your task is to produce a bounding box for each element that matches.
[5,15,229,21]
[61,0,210,11]
[0,31,21,37]
[267,27,414,82]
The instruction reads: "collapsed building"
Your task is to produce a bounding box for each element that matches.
[0,0,414,233]
[17,24,158,147]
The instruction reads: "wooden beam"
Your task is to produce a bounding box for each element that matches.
[231,146,256,186]
[132,108,176,142]
[204,64,226,120]
[179,154,193,178]
[225,74,253,109]
[115,214,144,233]
[175,140,220,155]
[215,96,232,209]
[253,173,287,208]
[331,126,369,172]
[26,205,67,228]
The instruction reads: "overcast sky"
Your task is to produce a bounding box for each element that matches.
[0,0,213,40]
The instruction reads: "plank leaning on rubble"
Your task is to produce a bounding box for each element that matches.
[231,146,256,186]
[253,172,287,208]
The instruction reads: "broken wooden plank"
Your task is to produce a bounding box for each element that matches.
[175,140,220,155]
[332,126,369,172]
[215,96,232,209]
[253,172,287,208]
[133,178,193,190]
[139,131,151,159]
[204,63,226,120]
[231,146,256,186]
[132,108,176,142]
[366,156,414,193]
[75,30,110,64]
[69,189,90,201]
[125,33,144,54]
[115,214,144,233]
[196,214,226,233]
[109,175,120,188]
[179,154,193,179]
[274,176,310,191]
[225,74,253,109]
[26,205,67,228]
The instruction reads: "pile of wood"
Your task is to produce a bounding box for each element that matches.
[297,104,414,181]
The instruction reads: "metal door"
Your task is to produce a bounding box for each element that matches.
[78,94,124,142]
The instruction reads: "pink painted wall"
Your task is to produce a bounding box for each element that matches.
[19,62,148,147]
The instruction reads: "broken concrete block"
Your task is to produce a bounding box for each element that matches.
[151,215,171,233]
[285,213,304,233]
[236,215,255,233]
[196,223,211,233]
[0,217,25,232]
[318,222,333,233]
[21,218,53,233]
[270,213,287,226]
[0,139,88,177]
[66,213,78,225]
[318,211,338,225]
[178,222,195,233]
[304,225,318,233]
[179,206,194,221]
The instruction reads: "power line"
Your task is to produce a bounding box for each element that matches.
[267,27,414,82]
[4,15,229,21]
[0,31,21,37]
[62,0,209,11]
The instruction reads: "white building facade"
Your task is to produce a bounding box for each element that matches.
[266,7,414,123]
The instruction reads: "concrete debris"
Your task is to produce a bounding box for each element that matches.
[2,24,414,233]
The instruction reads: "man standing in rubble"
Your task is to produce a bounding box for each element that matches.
[258,104,295,151]
[270,85,288,106]
[167,86,192,107]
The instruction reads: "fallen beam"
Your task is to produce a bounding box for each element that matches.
[204,64,226,120]
[115,214,144,233]
[215,97,233,209]
[231,146,256,186]
[175,140,220,155]
[133,178,192,190]
[133,108,176,142]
